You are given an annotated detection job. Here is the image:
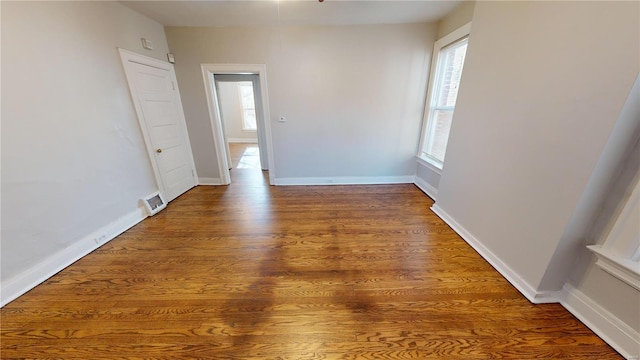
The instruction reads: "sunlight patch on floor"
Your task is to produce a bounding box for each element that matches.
[237,146,260,169]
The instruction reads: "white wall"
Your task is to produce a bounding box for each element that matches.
[165,23,436,182]
[436,1,475,39]
[1,1,169,302]
[422,1,640,355]
[218,82,258,143]
[434,0,639,297]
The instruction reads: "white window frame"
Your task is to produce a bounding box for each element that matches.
[418,22,472,170]
[238,82,257,132]
[588,174,640,290]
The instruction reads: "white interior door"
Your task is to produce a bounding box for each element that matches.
[119,49,197,202]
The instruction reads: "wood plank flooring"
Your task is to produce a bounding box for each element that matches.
[229,143,260,169]
[1,170,622,359]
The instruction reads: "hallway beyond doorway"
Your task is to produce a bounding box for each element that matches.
[229,143,261,170]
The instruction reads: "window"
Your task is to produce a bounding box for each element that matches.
[238,82,257,131]
[588,175,640,290]
[419,23,471,168]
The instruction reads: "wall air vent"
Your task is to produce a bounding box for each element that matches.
[143,192,166,216]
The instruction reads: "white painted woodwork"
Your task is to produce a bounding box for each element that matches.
[561,283,640,360]
[588,175,640,290]
[201,64,275,185]
[120,49,197,202]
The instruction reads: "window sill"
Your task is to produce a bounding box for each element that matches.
[587,245,640,291]
[416,155,443,174]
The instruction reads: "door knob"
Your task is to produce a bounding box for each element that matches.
[156,149,162,153]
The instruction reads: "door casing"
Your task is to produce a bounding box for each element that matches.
[201,64,275,185]
[119,48,198,200]
[214,74,267,170]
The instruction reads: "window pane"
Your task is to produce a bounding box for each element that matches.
[424,109,454,162]
[238,82,257,130]
[243,109,257,130]
[420,35,468,166]
[239,82,255,110]
[436,40,467,108]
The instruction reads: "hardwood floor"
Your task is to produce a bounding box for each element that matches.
[229,143,261,169]
[1,171,622,359]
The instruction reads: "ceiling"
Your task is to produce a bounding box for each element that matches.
[121,0,462,28]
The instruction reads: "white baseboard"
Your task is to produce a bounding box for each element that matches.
[1,208,147,307]
[430,204,559,304]
[198,177,223,185]
[274,175,415,186]
[226,138,257,143]
[532,290,562,304]
[561,283,639,360]
[414,176,438,200]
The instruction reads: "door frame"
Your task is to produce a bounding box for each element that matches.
[201,64,275,185]
[214,74,266,170]
[119,48,198,200]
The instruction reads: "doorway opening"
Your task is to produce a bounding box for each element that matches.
[229,143,261,170]
[215,76,263,174]
[201,64,275,185]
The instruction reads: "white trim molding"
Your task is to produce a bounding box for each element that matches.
[587,175,640,289]
[417,22,471,165]
[416,155,443,175]
[1,208,147,307]
[588,245,640,291]
[198,177,223,186]
[414,175,438,200]
[201,64,275,186]
[561,283,640,360]
[118,48,198,201]
[430,204,560,304]
[226,138,258,144]
[274,176,415,186]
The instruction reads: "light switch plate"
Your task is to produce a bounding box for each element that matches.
[141,38,153,50]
